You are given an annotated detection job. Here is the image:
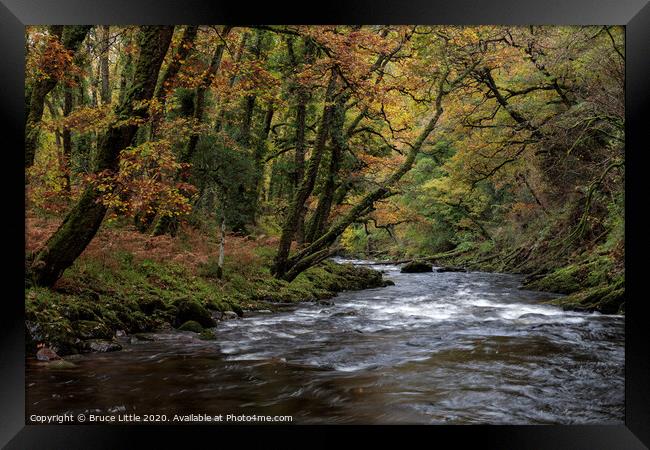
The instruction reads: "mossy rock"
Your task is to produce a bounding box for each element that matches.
[178,320,204,333]
[73,320,113,340]
[173,299,216,328]
[84,339,123,353]
[61,302,101,322]
[26,319,82,356]
[401,261,433,273]
[139,297,167,315]
[199,329,217,340]
[226,302,244,317]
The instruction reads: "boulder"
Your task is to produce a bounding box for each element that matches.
[87,340,122,353]
[138,297,167,315]
[173,299,216,328]
[220,311,239,321]
[400,261,433,273]
[74,320,113,340]
[45,359,77,369]
[132,333,155,341]
[177,320,204,333]
[36,346,61,361]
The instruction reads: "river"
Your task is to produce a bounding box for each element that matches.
[26,259,625,424]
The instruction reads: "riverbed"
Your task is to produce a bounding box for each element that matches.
[26,259,624,424]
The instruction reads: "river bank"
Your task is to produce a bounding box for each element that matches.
[26,257,388,357]
[25,215,390,357]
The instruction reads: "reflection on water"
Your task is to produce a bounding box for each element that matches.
[26,259,624,424]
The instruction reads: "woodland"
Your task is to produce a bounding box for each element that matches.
[24,25,625,354]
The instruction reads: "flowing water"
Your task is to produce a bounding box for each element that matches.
[26,259,625,424]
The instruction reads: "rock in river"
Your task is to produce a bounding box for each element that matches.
[220,311,240,321]
[36,346,61,361]
[400,261,433,273]
[87,340,122,353]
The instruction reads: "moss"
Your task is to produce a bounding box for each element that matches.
[199,329,217,340]
[178,320,204,333]
[74,320,113,339]
[173,299,215,328]
[26,250,386,356]
[524,264,582,294]
[523,256,616,295]
[546,277,624,314]
[139,297,167,315]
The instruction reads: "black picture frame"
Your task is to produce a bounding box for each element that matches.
[2,1,648,447]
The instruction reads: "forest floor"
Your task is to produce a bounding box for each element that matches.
[25,213,389,357]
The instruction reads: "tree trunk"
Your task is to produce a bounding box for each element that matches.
[252,103,274,222]
[73,73,92,173]
[216,216,226,279]
[272,70,338,278]
[62,86,73,190]
[29,26,174,287]
[150,25,199,139]
[99,25,111,105]
[294,94,308,245]
[183,26,232,164]
[215,31,248,133]
[286,37,314,245]
[44,98,62,149]
[25,26,91,169]
[304,93,348,243]
[118,29,134,104]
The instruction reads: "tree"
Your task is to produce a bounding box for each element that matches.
[28,26,174,287]
[151,25,232,236]
[25,25,91,169]
[271,69,339,278]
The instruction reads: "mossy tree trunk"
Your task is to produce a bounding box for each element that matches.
[29,26,174,287]
[149,25,199,140]
[117,29,134,104]
[62,85,73,190]
[271,70,339,278]
[304,92,348,243]
[99,25,111,105]
[251,102,274,223]
[286,37,314,245]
